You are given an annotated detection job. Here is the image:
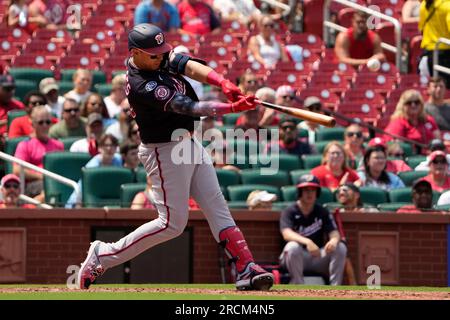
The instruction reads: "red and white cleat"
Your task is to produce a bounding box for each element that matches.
[77,240,104,290]
[235,263,274,291]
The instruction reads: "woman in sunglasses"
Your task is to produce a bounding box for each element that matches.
[384,89,441,154]
[343,124,365,169]
[81,93,116,129]
[422,150,450,192]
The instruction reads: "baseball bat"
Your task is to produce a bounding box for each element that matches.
[255,99,336,128]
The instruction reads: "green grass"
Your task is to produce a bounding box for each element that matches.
[0,284,447,300]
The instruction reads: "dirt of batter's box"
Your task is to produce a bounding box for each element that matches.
[0,287,449,300]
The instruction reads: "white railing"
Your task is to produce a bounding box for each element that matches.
[260,0,291,17]
[433,37,450,77]
[323,0,402,69]
[19,194,53,209]
[0,151,80,205]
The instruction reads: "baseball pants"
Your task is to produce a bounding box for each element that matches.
[280,241,347,285]
[96,136,235,270]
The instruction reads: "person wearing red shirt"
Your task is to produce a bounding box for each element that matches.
[422,150,450,192]
[384,89,441,154]
[0,174,36,209]
[397,179,434,213]
[0,75,25,135]
[178,0,220,35]
[334,11,385,67]
[365,137,412,174]
[8,91,47,139]
[311,141,360,191]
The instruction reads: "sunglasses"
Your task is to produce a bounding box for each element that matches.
[88,102,102,106]
[4,182,19,189]
[36,119,52,125]
[405,100,421,106]
[389,152,404,158]
[29,101,45,107]
[263,24,275,28]
[2,86,15,92]
[432,159,447,165]
[64,108,80,113]
[281,125,296,130]
[346,132,363,138]
[246,80,257,84]
[282,95,294,100]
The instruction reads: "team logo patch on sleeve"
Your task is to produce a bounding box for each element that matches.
[155,86,170,100]
[145,81,157,92]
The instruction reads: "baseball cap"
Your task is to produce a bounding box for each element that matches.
[128,23,172,55]
[1,174,20,187]
[412,179,432,192]
[276,85,295,98]
[246,190,277,208]
[0,74,15,88]
[39,77,59,94]
[87,112,103,126]
[296,174,321,189]
[303,96,322,108]
[368,137,387,149]
[428,150,448,164]
[429,139,446,152]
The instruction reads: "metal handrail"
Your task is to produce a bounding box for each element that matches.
[0,151,80,203]
[19,194,53,209]
[324,0,402,69]
[433,37,450,77]
[260,0,291,17]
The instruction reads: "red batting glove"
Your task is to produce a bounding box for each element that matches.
[221,79,244,102]
[230,95,257,113]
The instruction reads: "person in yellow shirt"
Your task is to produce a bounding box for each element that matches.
[419,0,450,88]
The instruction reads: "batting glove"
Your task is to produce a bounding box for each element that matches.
[230,95,257,113]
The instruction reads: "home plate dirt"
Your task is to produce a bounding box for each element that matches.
[0,287,449,299]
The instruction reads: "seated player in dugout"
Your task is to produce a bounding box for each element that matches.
[77,23,274,291]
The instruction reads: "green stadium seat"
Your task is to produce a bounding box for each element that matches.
[297,128,309,138]
[271,201,294,211]
[227,201,248,209]
[405,155,427,169]
[314,141,331,154]
[216,124,234,137]
[435,204,450,211]
[359,187,388,206]
[57,81,74,95]
[302,154,322,169]
[226,139,262,159]
[323,202,343,210]
[216,169,240,188]
[222,113,242,125]
[289,169,312,184]
[227,184,281,201]
[378,202,411,212]
[398,171,428,186]
[14,79,37,101]
[4,137,29,173]
[280,185,334,204]
[389,187,441,203]
[82,167,134,207]
[136,167,147,183]
[7,110,27,130]
[228,154,252,170]
[9,68,53,83]
[316,127,345,142]
[398,142,414,157]
[60,69,107,88]
[240,169,290,187]
[43,152,91,206]
[250,153,303,171]
[220,186,229,200]
[95,83,113,96]
[59,136,85,151]
[120,183,147,208]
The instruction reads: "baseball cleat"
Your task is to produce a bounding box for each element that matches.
[235,263,274,291]
[77,240,104,290]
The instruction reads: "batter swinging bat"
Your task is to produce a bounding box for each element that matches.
[255,99,336,128]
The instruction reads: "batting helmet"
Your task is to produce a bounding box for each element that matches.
[296,174,321,198]
[128,23,173,55]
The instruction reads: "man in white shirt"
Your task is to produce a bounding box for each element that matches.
[64,69,93,104]
[104,74,128,118]
[39,77,65,118]
[70,113,104,155]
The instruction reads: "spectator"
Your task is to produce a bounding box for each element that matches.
[386,141,406,160]
[255,86,279,127]
[69,113,104,156]
[334,11,385,67]
[127,120,141,146]
[279,174,347,285]
[64,69,93,104]
[0,174,36,208]
[419,0,450,88]
[246,190,277,210]
[422,150,450,192]
[343,124,364,169]
[65,134,122,208]
[39,77,64,118]
[415,139,450,172]
[103,74,128,119]
[366,137,412,174]
[397,179,434,213]
[8,0,32,31]
[81,93,116,128]
[311,141,360,191]
[173,45,204,99]
[357,145,405,191]
[437,189,450,206]
[297,96,324,145]
[13,106,64,199]
[384,89,441,154]
[8,91,47,138]
[49,98,86,139]
[247,15,289,69]
[0,75,25,135]
[134,0,180,32]
[178,0,221,35]
[29,0,68,30]
[238,70,259,95]
[105,102,132,143]
[425,77,450,131]
[286,0,304,33]
[335,183,378,213]
[120,141,140,170]
[402,0,421,23]
[213,0,262,25]
[265,118,312,157]
[234,107,264,140]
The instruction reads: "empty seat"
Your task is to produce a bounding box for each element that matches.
[398,170,428,186]
[216,169,240,188]
[250,154,303,171]
[8,68,54,83]
[316,127,345,142]
[290,169,313,184]
[359,187,388,206]
[120,183,147,208]
[227,184,281,201]
[240,169,290,187]
[378,202,410,212]
[405,155,427,169]
[4,137,29,173]
[302,154,323,169]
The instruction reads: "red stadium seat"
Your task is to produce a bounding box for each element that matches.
[77,29,117,49]
[0,27,30,48]
[68,42,110,60]
[286,33,324,54]
[59,55,100,70]
[0,40,20,63]
[336,102,380,124]
[352,73,397,95]
[338,8,355,28]
[402,21,420,41]
[277,61,314,80]
[358,61,399,78]
[195,46,236,68]
[341,88,385,106]
[265,72,306,91]
[220,20,250,40]
[316,61,356,81]
[397,74,429,90]
[297,88,340,110]
[12,54,55,70]
[200,33,242,52]
[409,35,422,74]
[165,32,199,54]
[94,2,133,23]
[307,73,350,94]
[21,40,66,61]
[82,18,124,37]
[303,0,325,37]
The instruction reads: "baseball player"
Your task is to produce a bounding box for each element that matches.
[77,23,274,291]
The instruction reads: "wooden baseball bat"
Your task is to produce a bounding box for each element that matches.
[255,99,336,128]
